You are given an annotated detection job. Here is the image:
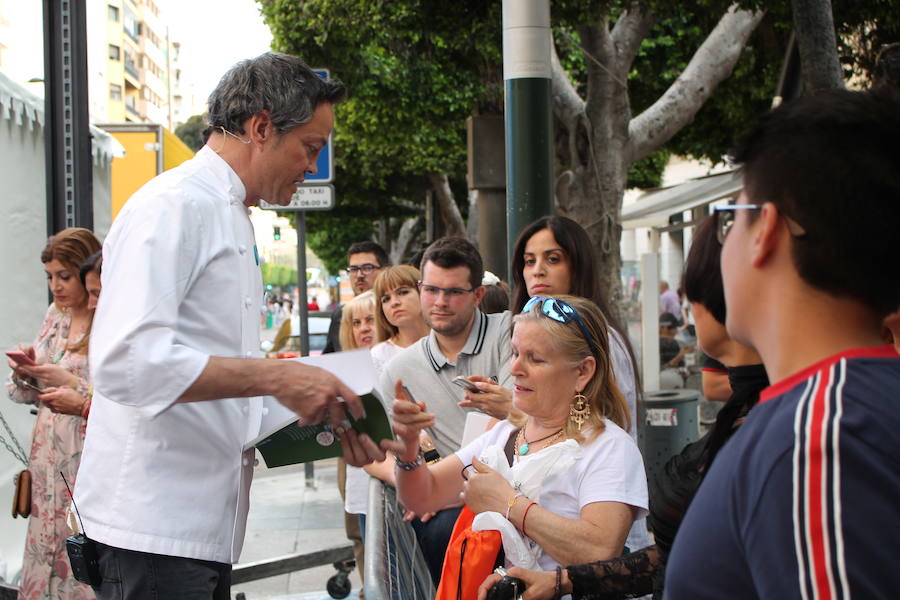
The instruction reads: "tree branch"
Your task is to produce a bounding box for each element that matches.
[550,41,586,125]
[791,0,844,92]
[611,3,656,76]
[580,22,620,111]
[627,4,764,164]
[427,172,466,238]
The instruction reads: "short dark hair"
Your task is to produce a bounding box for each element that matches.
[79,250,103,288]
[347,241,390,267]
[681,216,726,325]
[420,237,483,289]
[207,53,347,135]
[730,88,900,316]
[480,282,510,314]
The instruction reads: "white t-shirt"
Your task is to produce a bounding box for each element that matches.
[454,419,648,572]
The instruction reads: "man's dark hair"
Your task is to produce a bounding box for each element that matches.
[731,88,900,316]
[79,250,103,287]
[347,241,390,267]
[682,216,726,325]
[207,53,347,136]
[420,237,484,289]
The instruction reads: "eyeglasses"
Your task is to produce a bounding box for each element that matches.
[417,281,476,298]
[713,204,761,244]
[347,263,381,274]
[522,296,600,357]
[713,202,808,244]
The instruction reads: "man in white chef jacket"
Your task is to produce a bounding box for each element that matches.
[74,53,385,599]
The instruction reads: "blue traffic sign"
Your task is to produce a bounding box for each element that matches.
[307,69,333,183]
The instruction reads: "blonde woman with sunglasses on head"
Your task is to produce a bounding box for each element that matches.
[388,296,647,599]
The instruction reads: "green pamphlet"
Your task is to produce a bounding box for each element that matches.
[243,348,393,468]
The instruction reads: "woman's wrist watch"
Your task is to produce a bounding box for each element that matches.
[394,450,425,471]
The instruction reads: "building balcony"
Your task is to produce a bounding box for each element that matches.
[124,60,140,80]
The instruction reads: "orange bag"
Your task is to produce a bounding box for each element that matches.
[435,505,503,600]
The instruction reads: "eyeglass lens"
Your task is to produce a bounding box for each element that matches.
[419,283,471,297]
[348,264,378,273]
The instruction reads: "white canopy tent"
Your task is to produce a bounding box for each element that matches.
[622,169,743,392]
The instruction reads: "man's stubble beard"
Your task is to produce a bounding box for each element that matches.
[425,311,471,339]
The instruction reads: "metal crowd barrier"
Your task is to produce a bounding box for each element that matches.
[363,479,435,600]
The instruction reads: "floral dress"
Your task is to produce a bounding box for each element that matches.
[6,304,95,600]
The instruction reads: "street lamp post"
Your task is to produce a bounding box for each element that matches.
[503,0,553,276]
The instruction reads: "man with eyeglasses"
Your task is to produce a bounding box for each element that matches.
[322,241,390,353]
[666,89,900,599]
[378,236,513,584]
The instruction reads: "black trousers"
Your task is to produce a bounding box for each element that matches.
[93,542,231,600]
[410,505,463,587]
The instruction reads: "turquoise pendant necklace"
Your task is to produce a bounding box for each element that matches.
[517,426,564,456]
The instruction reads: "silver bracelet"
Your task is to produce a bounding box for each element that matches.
[394,451,425,471]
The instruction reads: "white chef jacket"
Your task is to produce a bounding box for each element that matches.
[75,146,264,564]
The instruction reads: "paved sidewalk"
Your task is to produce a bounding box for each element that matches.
[232,460,362,600]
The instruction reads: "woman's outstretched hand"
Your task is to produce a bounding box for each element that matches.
[388,379,435,459]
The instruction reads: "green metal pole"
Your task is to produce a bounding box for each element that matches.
[503,0,553,281]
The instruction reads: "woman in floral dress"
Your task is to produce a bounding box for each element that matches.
[6,228,101,600]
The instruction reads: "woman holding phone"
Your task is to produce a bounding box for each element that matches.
[6,229,101,599]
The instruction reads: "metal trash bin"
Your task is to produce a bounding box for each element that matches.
[638,389,700,485]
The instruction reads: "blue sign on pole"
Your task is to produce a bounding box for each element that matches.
[307,68,333,183]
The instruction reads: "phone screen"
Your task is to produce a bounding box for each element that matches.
[452,377,482,393]
[6,351,35,366]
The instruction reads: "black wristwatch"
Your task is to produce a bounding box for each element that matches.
[394,451,425,471]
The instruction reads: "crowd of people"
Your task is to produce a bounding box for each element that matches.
[4,51,900,600]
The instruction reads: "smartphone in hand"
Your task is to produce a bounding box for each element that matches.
[6,350,36,367]
[452,375,483,394]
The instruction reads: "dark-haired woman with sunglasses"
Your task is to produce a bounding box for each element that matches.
[468,217,640,438]
[389,295,648,597]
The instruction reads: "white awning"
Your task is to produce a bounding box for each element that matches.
[622,169,743,229]
[0,69,125,164]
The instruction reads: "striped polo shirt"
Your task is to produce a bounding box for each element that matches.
[665,345,900,599]
[378,309,512,458]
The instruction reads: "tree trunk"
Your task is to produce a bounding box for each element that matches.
[427,172,466,238]
[551,4,763,328]
[791,0,845,92]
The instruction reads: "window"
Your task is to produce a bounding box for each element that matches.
[107,5,119,22]
[110,84,122,101]
[108,44,120,60]
[123,6,139,40]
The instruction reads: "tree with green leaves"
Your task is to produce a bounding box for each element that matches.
[258,0,897,298]
[174,113,207,152]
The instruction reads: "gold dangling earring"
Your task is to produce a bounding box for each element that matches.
[569,393,591,432]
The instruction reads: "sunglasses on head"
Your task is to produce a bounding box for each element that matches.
[522,296,600,357]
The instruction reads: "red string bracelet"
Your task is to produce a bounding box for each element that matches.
[521,501,538,537]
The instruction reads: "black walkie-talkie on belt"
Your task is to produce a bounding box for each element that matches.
[61,471,101,586]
